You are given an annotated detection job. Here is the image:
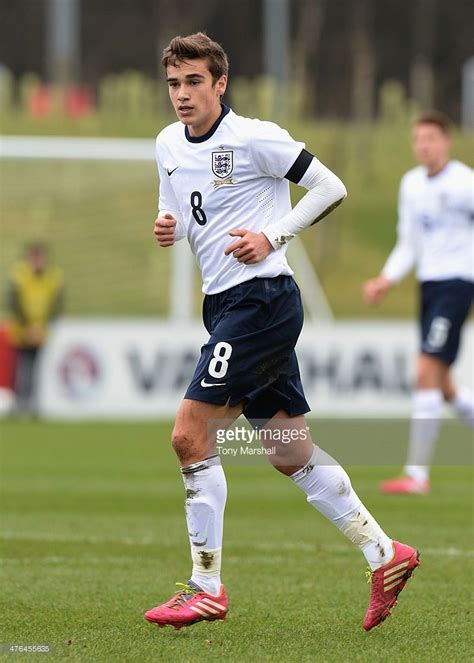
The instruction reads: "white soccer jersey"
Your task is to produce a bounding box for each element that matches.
[382,160,474,283]
[155,106,306,294]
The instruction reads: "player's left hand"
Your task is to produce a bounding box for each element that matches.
[224,229,274,264]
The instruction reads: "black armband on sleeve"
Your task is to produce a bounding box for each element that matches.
[285,149,314,184]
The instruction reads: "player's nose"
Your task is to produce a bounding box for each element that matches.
[177,87,190,101]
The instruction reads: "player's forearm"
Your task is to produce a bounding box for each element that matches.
[381,237,416,283]
[262,158,347,249]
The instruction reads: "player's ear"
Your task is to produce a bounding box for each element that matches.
[216,75,227,97]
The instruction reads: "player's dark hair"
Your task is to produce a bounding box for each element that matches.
[415,110,453,135]
[162,32,229,83]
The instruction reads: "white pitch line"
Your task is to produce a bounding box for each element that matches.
[255,541,474,558]
[0,531,156,545]
[0,531,472,558]
[1,555,288,566]
[1,556,146,565]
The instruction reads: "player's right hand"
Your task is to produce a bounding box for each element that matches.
[154,213,177,247]
[363,276,393,305]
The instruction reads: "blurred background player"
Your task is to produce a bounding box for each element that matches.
[7,243,64,415]
[363,111,474,495]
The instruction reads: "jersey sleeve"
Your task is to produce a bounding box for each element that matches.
[262,157,347,249]
[464,166,474,218]
[249,121,305,179]
[155,137,186,241]
[381,176,416,282]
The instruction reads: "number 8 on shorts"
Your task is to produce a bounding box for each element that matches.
[208,342,233,379]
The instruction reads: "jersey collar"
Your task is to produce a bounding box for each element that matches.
[425,160,451,179]
[185,104,230,143]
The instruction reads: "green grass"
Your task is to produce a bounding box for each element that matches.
[1,123,473,319]
[1,420,473,662]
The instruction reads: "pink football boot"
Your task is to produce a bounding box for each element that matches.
[145,581,228,630]
[380,476,430,495]
[364,541,420,631]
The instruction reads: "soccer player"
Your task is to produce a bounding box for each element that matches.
[364,111,474,495]
[145,32,419,632]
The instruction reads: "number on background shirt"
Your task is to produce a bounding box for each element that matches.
[427,316,451,349]
[209,342,233,378]
[190,191,207,226]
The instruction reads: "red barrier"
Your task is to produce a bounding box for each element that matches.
[27,85,94,119]
[0,324,16,389]
[28,85,53,118]
[64,86,93,118]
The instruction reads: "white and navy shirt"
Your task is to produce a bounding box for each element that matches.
[155,105,313,294]
[382,160,474,283]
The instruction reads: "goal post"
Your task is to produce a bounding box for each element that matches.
[1,135,333,321]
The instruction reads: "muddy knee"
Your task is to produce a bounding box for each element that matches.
[171,427,208,465]
[171,427,191,460]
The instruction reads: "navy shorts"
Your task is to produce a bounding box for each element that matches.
[185,275,310,422]
[420,279,473,365]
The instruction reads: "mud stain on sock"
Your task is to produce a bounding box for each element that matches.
[198,551,215,569]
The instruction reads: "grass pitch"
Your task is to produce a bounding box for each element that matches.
[1,420,473,662]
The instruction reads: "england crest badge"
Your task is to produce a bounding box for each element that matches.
[212,150,233,179]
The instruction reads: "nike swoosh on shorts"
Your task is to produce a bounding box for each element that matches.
[200,379,226,388]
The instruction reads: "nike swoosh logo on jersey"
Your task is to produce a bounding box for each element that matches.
[200,378,226,388]
[167,166,179,176]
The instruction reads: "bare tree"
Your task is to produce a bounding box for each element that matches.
[410,0,438,109]
[293,0,327,114]
[351,0,375,121]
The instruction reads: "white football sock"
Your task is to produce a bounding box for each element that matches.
[291,445,393,570]
[181,455,226,596]
[451,386,474,427]
[404,389,443,482]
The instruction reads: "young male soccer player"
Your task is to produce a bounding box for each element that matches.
[145,32,419,632]
[364,112,474,495]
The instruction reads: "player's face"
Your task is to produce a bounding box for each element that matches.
[166,59,227,137]
[28,247,47,273]
[412,123,451,173]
